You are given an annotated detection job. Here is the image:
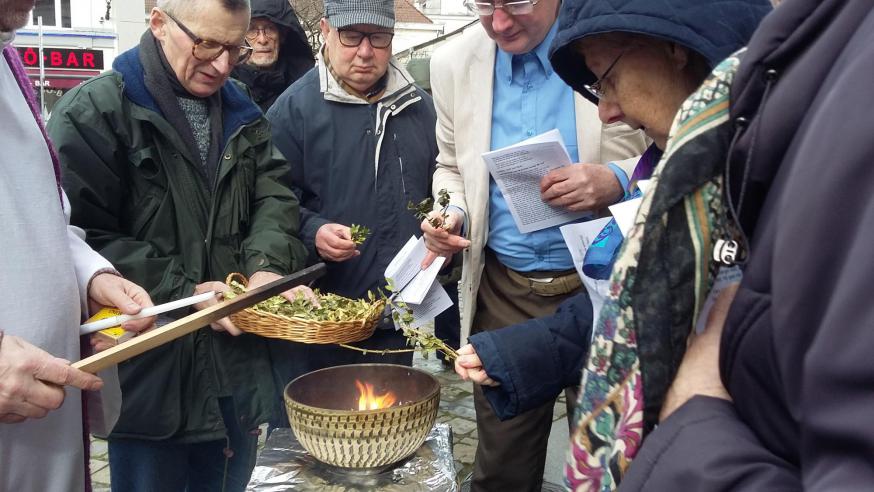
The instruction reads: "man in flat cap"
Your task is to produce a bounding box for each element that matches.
[264,0,441,424]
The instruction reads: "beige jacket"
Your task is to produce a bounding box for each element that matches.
[430,26,648,343]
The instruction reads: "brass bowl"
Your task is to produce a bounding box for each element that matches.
[284,364,441,469]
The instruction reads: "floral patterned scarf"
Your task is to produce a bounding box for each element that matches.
[566,51,745,491]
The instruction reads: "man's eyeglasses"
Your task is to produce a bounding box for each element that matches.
[463,0,540,16]
[584,51,626,101]
[163,10,253,65]
[337,29,394,49]
[245,24,279,42]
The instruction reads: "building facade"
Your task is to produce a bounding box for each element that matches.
[14,0,146,116]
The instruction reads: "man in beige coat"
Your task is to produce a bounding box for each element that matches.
[420,0,646,489]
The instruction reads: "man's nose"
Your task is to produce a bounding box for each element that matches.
[211,49,233,74]
[490,8,515,33]
[598,99,624,124]
[357,37,375,58]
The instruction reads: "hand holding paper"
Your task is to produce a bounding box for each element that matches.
[384,236,453,328]
[482,129,591,233]
[541,163,624,212]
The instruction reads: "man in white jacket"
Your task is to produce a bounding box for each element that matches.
[420,1,646,489]
[0,1,154,490]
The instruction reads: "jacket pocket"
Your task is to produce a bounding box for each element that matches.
[129,192,162,239]
[213,152,255,249]
[127,146,169,238]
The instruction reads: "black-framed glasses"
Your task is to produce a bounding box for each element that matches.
[163,10,253,65]
[584,50,626,101]
[245,24,279,42]
[463,0,540,16]
[337,29,394,49]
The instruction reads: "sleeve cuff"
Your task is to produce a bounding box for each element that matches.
[607,162,631,201]
[447,205,468,238]
[470,331,519,420]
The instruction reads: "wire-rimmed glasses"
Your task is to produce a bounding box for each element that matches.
[584,50,627,100]
[463,0,540,16]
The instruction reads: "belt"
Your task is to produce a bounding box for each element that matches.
[503,265,582,297]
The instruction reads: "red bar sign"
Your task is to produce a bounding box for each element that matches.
[17,47,104,70]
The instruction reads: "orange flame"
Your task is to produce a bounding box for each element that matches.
[355,380,397,410]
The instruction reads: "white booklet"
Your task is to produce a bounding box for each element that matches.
[560,217,613,335]
[384,236,451,328]
[482,129,590,234]
[400,279,453,329]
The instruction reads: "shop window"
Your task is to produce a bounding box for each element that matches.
[31,0,72,28]
[32,0,56,26]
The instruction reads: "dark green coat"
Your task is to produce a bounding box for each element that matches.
[48,47,307,442]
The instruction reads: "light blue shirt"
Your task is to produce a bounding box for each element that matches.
[486,21,581,272]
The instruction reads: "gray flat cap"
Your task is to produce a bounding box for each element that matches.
[325,0,395,29]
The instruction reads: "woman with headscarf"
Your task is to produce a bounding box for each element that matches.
[453,0,771,488]
[587,0,874,490]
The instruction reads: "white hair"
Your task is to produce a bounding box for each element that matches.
[156,0,250,19]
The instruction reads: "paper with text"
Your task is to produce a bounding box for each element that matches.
[397,279,453,329]
[384,236,427,291]
[398,256,445,305]
[560,217,613,335]
[482,129,589,233]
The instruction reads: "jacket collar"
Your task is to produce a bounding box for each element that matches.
[316,47,416,105]
[113,47,263,146]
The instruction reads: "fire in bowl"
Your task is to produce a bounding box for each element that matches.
[284,363,441,469]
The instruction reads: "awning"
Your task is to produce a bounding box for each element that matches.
[24,67,101,90]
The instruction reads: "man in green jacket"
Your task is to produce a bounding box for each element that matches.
[46,0,308,490]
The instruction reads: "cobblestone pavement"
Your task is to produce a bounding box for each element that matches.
[89,351,568,489]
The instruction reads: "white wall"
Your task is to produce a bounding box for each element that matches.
[114,0,148,55]
[417,0,471,16]
[393,22,444,54]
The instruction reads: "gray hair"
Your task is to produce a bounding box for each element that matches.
[157,0,250,18]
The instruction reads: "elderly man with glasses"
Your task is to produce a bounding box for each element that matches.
[419,0,647,489]
[263,0,439,422]
[231,0,314,112]
[45,0,310,490]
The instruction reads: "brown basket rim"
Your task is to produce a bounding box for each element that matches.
[225,272,384,324]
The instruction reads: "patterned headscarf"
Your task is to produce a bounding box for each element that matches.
[566,51,745,490]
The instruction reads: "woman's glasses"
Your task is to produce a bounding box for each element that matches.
[584,51,627,100]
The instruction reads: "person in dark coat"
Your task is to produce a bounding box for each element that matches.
[454,0,771,429]
[231,0,314,112]
[47,0,309,489]
[264,0,439,427]
[619,0,874,489]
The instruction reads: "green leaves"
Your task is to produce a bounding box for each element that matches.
[408,189,453,230]
[350,224,370,245]
[380,280,458,361]
[226,281,376,322]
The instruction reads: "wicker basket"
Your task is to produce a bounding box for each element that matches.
[225,273,383,344]
[284,364,441,469]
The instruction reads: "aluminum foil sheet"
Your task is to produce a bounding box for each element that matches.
[246,424,457,491]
